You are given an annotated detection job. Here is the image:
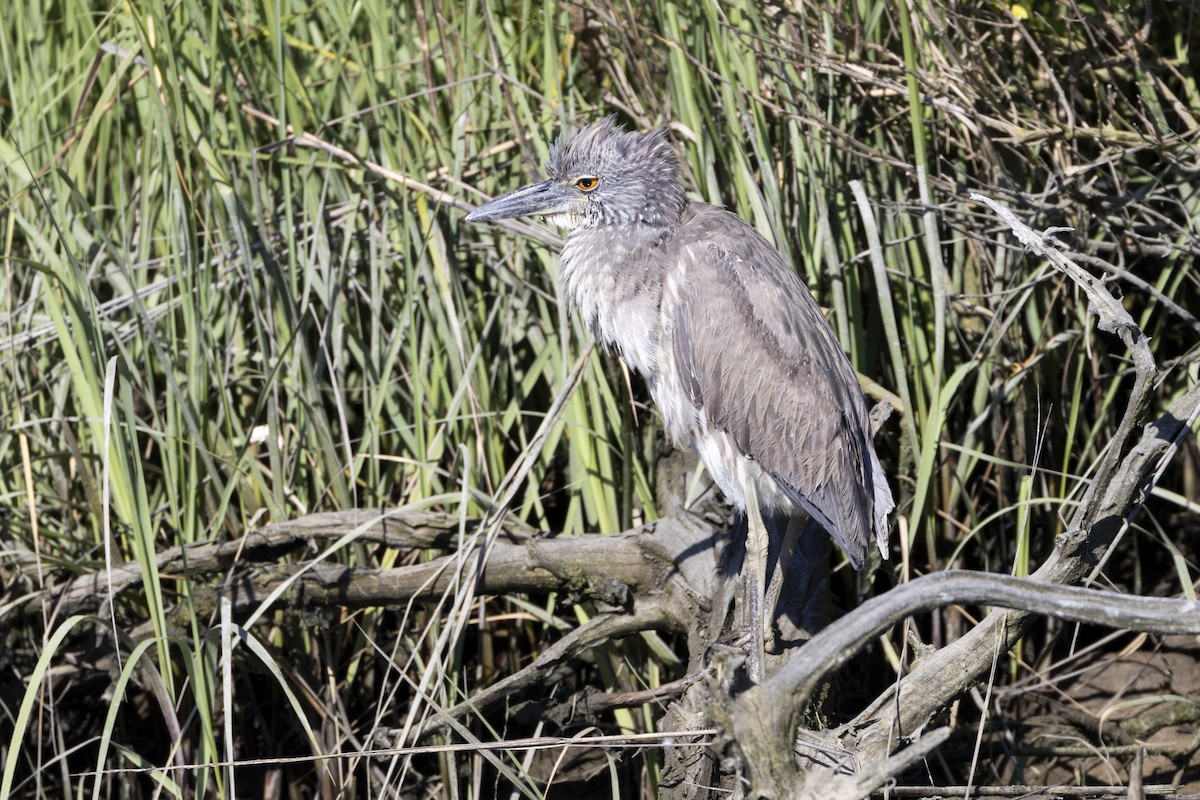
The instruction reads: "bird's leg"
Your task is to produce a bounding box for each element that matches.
[743,481,769,684]
[764,514,803,653]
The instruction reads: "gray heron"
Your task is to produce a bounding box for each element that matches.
[466,118,894,678]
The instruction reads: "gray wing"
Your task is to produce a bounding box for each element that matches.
[670,206,890,567]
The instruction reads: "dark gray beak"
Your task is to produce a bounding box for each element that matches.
[465,180,572,222]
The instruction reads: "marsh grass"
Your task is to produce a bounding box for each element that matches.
[2,0,1198,797]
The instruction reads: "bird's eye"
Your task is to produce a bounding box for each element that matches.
[575,176,599,192]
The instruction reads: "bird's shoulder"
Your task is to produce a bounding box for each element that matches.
[666,203,845,375]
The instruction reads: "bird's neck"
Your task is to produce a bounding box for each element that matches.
[557,222,677,377]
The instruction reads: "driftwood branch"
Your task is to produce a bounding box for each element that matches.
[5,509,529,623]
[241,530,661,612]
[726,568,1200,798]
[6,510,726,630]
[777,571,1200,709]
[413,598,677,739]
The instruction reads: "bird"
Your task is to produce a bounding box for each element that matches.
[466,117,893,677]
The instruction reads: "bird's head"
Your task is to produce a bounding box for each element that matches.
[466,117,687,231]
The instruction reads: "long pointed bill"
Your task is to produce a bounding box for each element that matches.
[465,180,573,222]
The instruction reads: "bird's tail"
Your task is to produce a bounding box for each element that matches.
[869,448,895,557]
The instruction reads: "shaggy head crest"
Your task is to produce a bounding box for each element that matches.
[543,116,687,228]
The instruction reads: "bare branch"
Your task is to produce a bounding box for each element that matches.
[727,565,1200,798]
[417,599,676,738]
[6,509,530,622]
[969,193,1140,339]
[240,531,665,613]
[788,571,1200,706]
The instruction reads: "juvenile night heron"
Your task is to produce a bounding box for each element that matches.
[467,118,893,674]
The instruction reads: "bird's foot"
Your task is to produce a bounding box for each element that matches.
[708,626,763,684]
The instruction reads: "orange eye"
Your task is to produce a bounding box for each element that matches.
[575,176,599,191]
